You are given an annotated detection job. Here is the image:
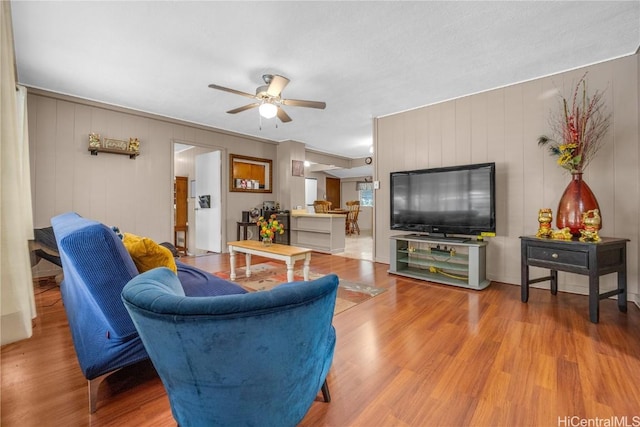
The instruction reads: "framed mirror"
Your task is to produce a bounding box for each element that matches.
[229,154,273,193]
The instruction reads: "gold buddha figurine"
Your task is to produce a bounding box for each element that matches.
[89,133,101,148]
[536,208,553,238]
[552,227,572,240]
[579,209,601,242]
[128,137,140,153]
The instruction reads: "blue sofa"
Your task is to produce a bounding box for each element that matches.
[51,212,247,412]
[122,267,338,427]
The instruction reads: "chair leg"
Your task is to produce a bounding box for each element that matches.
[88,370,117,413]
[321,379,331,402]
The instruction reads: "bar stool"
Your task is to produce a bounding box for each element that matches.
[346,201,360,235]
[313,200,332,213]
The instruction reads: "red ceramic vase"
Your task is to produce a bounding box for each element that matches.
[556,172,601,236]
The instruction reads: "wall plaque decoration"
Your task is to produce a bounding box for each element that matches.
[103,138,129,151]
[88,136,140,159]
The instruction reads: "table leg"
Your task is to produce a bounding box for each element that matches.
[550,270,558,295]
[521,260,529,303]
[589,273,600,323]
[303,253,311,281]
[618,269,628,313]
[286,259,294,282]
[245,253,252,278]
[229,247,236,281]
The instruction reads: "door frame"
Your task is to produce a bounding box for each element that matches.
[171,139,227,254]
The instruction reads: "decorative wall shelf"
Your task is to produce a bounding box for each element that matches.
[88,147,140,159]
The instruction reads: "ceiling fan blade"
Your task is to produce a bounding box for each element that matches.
[277,107,292,123]
[227,103,260,114]
[282,99,326,109]
[266,75,290,97]
[208,84,256,99]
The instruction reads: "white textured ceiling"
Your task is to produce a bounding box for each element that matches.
[10,1,640,161]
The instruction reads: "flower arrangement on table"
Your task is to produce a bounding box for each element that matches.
[536,72,611,238]
[537,72,611,174]
[256,214,284,244]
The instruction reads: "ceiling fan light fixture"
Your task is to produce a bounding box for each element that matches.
[259,102,278,119]
[209,74,324,124]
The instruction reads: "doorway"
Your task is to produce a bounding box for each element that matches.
[326,177,341,209]
[174,176,189,255]
[305,178,317,213]
[173,142,224,255]
[195,150,222,253]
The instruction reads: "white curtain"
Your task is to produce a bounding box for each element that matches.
[1,1,36,345]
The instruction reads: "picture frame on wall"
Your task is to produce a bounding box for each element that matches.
[292,160,305,177]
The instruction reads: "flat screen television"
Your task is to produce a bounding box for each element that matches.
[390,162,496,239]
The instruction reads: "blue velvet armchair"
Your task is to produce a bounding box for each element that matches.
[121,267,339,427]
[51,212,246,412]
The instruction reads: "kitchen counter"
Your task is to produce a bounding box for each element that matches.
[289,212,346,254]
[291,212,347,218]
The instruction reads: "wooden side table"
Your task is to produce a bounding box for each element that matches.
[520,236,628,323]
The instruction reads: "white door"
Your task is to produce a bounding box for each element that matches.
[195,151,222,253]
[305,178,318,213]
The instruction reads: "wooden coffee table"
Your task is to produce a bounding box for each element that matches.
[227,240,312,282]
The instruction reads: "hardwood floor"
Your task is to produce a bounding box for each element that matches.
[2,252,640,426]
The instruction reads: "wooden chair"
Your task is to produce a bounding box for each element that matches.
[313,200,332,213]
[345,201,360,235]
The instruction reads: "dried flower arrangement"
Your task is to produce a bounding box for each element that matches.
[537,73,611,174]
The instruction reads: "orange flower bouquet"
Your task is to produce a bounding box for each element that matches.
[256,214,284,244]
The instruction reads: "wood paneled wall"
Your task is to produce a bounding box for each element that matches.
[27,90,277,246]
[374,54,640,302]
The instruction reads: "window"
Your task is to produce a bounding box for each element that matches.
[356,181,374,207]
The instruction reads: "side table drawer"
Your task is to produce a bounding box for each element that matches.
[528,246,588,268]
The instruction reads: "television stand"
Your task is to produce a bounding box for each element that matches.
[406,233,469,243]
[389,234,489,290]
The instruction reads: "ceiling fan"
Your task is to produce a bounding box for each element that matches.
[208,74,326,123]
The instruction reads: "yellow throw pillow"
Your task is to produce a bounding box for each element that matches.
[122,232,177,274]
